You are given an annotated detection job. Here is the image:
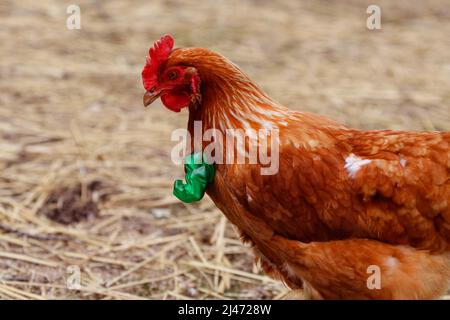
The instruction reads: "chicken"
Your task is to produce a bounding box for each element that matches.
[142,34,450,299]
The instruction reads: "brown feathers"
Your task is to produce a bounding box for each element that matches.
[162,45,450,299]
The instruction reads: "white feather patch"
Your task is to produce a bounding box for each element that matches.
[344,154,372,178]
[400,157,407,167]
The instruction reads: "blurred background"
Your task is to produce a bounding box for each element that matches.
[0,0,449,299]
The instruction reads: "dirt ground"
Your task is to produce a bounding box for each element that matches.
[0,0,449,299]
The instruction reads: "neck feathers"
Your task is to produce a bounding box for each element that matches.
[169,48,289,132]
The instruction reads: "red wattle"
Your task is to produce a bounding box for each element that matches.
[161,92,190,112]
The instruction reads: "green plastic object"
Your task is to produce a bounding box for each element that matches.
[173,153,216,203]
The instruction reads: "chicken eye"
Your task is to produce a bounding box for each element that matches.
[167,70,178,80]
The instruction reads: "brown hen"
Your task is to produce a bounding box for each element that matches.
[142,35,450,299]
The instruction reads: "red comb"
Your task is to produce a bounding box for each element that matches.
[142,34,174,90]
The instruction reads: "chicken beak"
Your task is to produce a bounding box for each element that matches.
[143,90,161,107]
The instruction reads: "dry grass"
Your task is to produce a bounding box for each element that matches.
[0,0,449,299]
